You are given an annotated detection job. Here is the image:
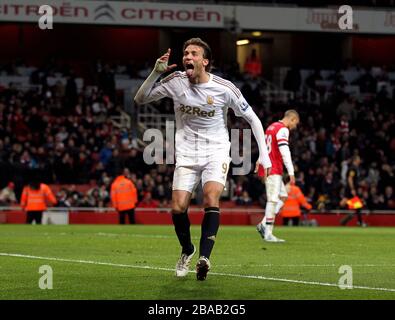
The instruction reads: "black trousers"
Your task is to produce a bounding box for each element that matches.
[119,209,135,224]
[26,211,43,224]
[283,217,300,226]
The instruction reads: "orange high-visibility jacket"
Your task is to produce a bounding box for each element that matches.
[20,184,57,211]
[110,175,138,211]
[280,185,312,218]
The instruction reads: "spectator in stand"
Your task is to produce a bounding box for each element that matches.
[232,177,245,202]
[138,191,159,208]
[0,182,17,205]
[244,49,262,78]
[354,68,377,93]
[319,171,340,210]
[56,188,72,207]
[336,96,357,122]
[305,69,322,90]
[68,185,83,205]
[236,191,253,206]
[380,163,394,192]
[152,174,169,202]
[99,141,113,166]
[367,185,385,210]
[384,186,395,209]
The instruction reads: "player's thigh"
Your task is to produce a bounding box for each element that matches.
[201,156,231,190]
[172,165,201,193]
[172,166,199,212]
[265,175,283,202]
[201,156,230,207]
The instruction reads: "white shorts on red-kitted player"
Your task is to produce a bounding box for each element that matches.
[265,174,288,202]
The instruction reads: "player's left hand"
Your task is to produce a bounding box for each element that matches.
[289,175,296,185]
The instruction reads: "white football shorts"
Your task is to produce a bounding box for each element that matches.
[265,174,288,202]
[172,154,231,193]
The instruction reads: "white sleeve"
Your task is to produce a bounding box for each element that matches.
[134,70,177,105]
[277,127,294,176]
[229,91,272,169]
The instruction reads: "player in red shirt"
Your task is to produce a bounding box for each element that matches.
[257,110,300,242]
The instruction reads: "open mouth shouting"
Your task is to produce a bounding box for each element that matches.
[185,63,194,77]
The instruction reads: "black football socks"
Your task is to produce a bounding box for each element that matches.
[172,210,194,255]
[200,207,220,259]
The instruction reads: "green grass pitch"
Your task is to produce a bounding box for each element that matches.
[0,224,394,300]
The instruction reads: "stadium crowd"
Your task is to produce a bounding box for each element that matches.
[0,58,394,211]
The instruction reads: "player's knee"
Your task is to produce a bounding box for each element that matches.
[172,204,188,213]
[267,194,279,203]
[171,198,188,213]
[203,193,220,208]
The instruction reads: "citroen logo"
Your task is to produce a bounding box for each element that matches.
[94,3,115,21]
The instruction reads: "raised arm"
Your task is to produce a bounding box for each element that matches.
[134,48,177,105]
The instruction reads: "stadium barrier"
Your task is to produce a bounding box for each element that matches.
[1,207,395,226]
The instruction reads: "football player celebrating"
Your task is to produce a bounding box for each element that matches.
[134,38,271,280]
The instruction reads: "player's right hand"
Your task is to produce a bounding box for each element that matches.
[264,167,271,180]
[289,175,296,185]
[254,161,271,181]
[154,48,177,73]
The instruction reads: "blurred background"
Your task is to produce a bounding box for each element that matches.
[0,0,394,226]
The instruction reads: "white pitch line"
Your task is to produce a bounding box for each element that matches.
[1,253,395,293]
[0,252,175,272]
[216,264,395,267]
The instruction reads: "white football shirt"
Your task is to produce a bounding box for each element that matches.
[147,71,255,160]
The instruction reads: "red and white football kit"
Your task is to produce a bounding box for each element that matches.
[257,121,295,239]
[258,121,294,199]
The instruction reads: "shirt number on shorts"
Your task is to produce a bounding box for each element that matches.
[222,163,229,174]
[266,135,272,154]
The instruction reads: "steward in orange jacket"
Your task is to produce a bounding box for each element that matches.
[111,169,138,224]
[280,184,312,226]
[21,182,57,224]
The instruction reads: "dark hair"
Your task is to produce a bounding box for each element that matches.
[29,181,40,190]
[182,38,212,72]
[28,169,41,190]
